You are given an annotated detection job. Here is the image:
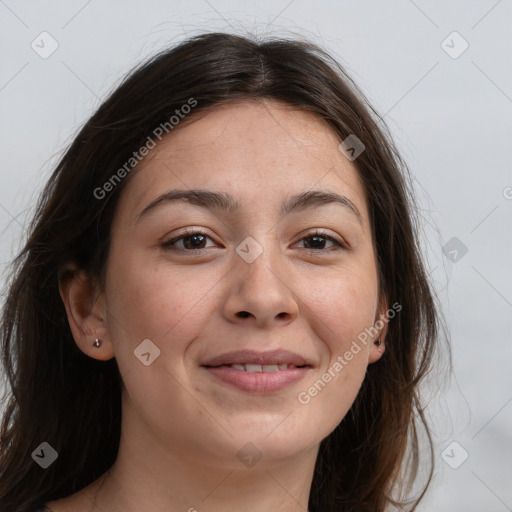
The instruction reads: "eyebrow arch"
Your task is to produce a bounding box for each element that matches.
[136,189,363,226]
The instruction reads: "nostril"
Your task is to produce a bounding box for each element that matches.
[237,311,251,318]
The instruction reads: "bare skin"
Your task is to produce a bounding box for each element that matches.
[51,99,387,512]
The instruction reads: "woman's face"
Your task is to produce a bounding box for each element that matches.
[99,99,386,468]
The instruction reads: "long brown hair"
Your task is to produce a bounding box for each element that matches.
[0,31,449,512]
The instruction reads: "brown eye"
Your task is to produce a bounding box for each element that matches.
[162,231,216,252]
[295,231,346,251]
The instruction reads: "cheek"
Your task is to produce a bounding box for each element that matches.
[297,282,375,439]
[103,255,212,422]
[104,252,220,360]
[294,265,378,430]
[303,265,378,348]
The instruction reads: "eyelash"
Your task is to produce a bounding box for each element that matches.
[161,228,347,254]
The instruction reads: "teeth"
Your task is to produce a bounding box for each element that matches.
[228,363,294,372]
[245,364,262,373]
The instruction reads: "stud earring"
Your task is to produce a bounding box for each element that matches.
[93,338,102,348]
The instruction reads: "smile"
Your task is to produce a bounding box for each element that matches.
[222,363,303,372]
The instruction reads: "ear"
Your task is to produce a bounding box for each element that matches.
[368,297,390,364]
[58,264,115,361]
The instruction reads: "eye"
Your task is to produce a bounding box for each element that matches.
[161,230,217,253]
[294,230,347,251]
[161,228,347,254]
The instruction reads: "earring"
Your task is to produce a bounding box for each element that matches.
[93,338,102,348]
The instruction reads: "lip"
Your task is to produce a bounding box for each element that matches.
[201,348,311,367]
[201,349,313,394]
[202,366,311,394]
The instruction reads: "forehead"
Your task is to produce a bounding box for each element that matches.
[119,99,369,225]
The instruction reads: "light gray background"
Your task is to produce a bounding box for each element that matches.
[1,1,511,510]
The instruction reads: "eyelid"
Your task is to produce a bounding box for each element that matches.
[162,227,348,253]
[161,228,217,249]
[295,228,348,250]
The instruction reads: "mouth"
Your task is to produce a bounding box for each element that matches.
[201,349,313,394]
[204,363,309,372]
[201,348,312,368]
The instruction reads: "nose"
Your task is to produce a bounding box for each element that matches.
[222,245,299,329]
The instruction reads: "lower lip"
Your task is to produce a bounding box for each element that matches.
[202,366,310,393]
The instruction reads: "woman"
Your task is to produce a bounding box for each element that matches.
[0,32,448,512]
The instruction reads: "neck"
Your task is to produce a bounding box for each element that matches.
[80,405,319,511]
[89,444,317,512]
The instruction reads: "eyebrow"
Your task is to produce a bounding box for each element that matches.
[136,189,363,226]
